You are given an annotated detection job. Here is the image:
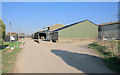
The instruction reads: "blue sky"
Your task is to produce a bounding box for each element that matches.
[2,2,118,35]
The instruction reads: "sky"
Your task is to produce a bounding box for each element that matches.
[2,2,118,35]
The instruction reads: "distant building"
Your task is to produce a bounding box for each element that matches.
[43,24,64,31]
[98,21,120,40]
[5,33,18,42]
[31,32,39,39]
[32,24,64,41]
[18,33,25,38]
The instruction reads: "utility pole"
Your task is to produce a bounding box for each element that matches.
[10,22,11,42]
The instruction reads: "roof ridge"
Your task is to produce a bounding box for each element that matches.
[99,20,120,26]
[52,20,96,32]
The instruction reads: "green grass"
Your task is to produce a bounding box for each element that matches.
[88,42,120,73]
[3,42,9,46]
[1,42,24,73]
[2,48,22,73]
[3,42,23,45]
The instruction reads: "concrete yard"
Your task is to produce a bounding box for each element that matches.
[12,38,113,73]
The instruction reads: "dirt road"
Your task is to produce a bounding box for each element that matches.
[12,38,113,73]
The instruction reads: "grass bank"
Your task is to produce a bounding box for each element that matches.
[2,42,24,73]
[88,42,120,73]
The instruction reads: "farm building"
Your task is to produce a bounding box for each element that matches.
[31,32,39,39]
[52,20,98,42]
[40,24,64,41]
[32,24,64,41]
[98,21,120,40]
[5,33,18,42]
[18,33,25,38]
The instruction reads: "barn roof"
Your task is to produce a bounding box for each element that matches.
[99,21,120,26]
[43,24,64,31]
[52,20,97,32]
[7,33,18,36]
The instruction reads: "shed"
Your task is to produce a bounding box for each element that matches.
[38,24,64,41]
[32,32,39,39]
[18,33,25,38]
[5,33,18,42]
[98,21,120,40]
[52,20,98,42]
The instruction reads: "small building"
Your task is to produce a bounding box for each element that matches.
[98,21,120,40]
[18,33,25,38]
[32,24,64,41]
[52,20,98,42]
[31,32,39,39]
[5,33,18,42]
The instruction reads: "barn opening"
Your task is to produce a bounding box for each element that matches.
[39,33,46,40]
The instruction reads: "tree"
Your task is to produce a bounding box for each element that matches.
[0,19,6,41]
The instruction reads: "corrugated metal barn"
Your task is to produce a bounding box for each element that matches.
[39,24,64,41]
[32,24,64,39]
[32,24,65,41]
[52,20,98,42]
[98,21,120,40]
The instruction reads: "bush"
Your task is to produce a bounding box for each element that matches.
[89,43,108,53]
[88,42,99,49]
[88,42,120,73]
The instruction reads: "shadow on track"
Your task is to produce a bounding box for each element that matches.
[51,49,112,73]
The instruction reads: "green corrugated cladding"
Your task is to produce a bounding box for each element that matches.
[58,20,98,39]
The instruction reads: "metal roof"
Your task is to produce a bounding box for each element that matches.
[43,24,64,31]
[52,20,97,32]
[7,33,18,36]
[99,21,120,26]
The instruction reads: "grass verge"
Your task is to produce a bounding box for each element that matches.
[1,42,24,73]
[88,42,120,73]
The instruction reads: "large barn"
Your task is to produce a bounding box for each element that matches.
[98,21,120,40]
[52,20,98,42]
